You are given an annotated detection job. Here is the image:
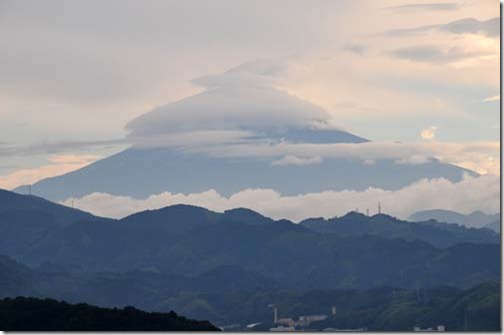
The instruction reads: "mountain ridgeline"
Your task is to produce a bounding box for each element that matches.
[0,189,106,227]
[0,188,499,290]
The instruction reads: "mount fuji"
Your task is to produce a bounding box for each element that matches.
[14,64,475,202]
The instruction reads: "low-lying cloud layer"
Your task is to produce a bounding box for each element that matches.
[62,174,499,222]
[188,139,499,175]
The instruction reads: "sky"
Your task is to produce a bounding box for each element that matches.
[0,0,500,218]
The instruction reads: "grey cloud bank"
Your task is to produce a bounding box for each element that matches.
[387,17,499,37]
[391,45,493,63]
[384,3,462,12]
[441,17,499,37]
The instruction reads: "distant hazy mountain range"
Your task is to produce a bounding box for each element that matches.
[485,220,500,233]
[409,209,500,232]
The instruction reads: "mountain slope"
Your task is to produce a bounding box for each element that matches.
[15,146,474,202]
[152,223,499,289]
[0,189,102,227]
[0,188,113,259]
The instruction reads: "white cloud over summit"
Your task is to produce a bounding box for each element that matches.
[125,59,334,143]
[122,59,499,175]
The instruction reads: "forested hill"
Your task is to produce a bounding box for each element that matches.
[0,297,219,331]
[0,189,499,290]
[300,211,499,248]
[309,281,500,331]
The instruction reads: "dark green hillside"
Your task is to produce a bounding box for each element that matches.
[0,189,499,289]
[0,253,499,331]
[0,256,32,298]
[0,189,113,260]
[0,297,219,331]
[311,281,500,331]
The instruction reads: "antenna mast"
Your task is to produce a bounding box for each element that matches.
[268,304,278,324]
